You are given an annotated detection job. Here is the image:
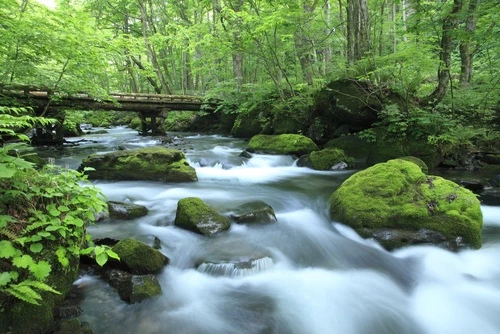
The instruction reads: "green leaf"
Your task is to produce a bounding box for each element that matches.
[30,243,44,253]
[0,272,14,286]
[106,249,120,260]
[29,261,52,281]
[49,208,61,217]
[0,163,17,178]
[13,254,34,269]
[95,252,108,267]
[0,240,17,258]
[58,205,70,212]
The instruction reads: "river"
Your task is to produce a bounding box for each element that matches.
[41,126,500,334]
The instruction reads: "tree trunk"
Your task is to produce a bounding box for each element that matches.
[347,0,370,63]
[294,2,316,85]
[459,0,478,86]
[230,0,245,87]
[423,0,462,105]
[138,0,171,94]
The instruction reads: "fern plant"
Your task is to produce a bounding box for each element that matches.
[0,106,118,307]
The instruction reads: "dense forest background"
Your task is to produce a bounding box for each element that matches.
[1,0,499,155]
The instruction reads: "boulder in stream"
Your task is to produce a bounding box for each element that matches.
[78,147,197,182]
[107,201,148,220]
[297,147,355,170]
[329,159,483,250]
[230,201,277,224]
[247,134,319,156]
[111,238,169,274]
[174,197,231,236]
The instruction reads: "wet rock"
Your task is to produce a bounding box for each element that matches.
[239,150,253,159]
[101,269,162,304]
[111,238,169,274]
[231,201,277,224]
[52,318,93,334]
[489,174,500,187]
[117,274,162,304]
[297,148,354,171]
[479,188,500,206]
[107,201,148,220]
[174,197,231,236]
[330,159,483,250]
[361,228,463,251]
[247,134,318,157]
[459,181,485,194]
[78,147,197,182]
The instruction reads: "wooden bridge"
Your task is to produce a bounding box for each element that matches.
[1,86,211,140]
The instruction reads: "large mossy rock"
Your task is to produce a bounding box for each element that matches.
[174,197,231,236]
[79,147,197,182]
[325,132,441,169]
[308,80,382,144]
[111,238,169,274]
[329,159,483,250]
[297,148,355,170]
[247,134,319,156]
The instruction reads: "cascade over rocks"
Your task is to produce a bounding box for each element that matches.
[246,134,319,157]
[174,197,231,236]
[329,159,483,250]
[78,147,197,182]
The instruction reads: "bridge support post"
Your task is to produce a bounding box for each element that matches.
[138,109,167,136]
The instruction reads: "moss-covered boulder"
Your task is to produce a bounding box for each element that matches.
[116,274,162,304]
[79,147,197,182]
[247,134,319,156]
[329,159,483,250]
[112,238,169,274]
[108,201,148,220]
[174,197,231,236]
[297,148,355,170]
[398,156,428,174]
[230,201,277,224]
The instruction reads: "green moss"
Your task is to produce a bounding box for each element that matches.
[398,156,429,174]
[309,148,355,170]
[112,238,169,274]
[108,201,148,219]
[247,134,319,156]
[117,275,162,304]
[174,197,231,236]
[329,159,483,249]
[79,147,197,182]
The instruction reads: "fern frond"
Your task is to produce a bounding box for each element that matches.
[22,221,50,234]
[5,285,42,305]
[18,280,61,294]
[0,227,19,241]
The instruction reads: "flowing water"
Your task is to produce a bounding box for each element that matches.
[41,127,500,334]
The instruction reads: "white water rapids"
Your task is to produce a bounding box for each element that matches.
[49,127,500,334]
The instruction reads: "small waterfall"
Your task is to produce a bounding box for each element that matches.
[197,257,274,277]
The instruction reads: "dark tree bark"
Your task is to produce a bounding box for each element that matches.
[423,0,462,106]
[459,0,478,86]
[347,0,370,63]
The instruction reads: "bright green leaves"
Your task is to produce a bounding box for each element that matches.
[0,240,17,258]
[82,245,120,267]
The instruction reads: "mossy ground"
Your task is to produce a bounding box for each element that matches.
[329,159,483,248]
[247,134,319,156]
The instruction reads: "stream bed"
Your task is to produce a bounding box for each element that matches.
[40,126,500,334]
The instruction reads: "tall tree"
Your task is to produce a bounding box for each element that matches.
[346,0,370,63]
[424,0,462,105]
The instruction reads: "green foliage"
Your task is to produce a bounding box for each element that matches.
[0,106,118,306]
